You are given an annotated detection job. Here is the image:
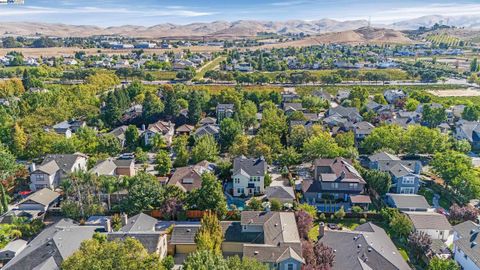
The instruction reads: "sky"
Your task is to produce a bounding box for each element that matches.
[0,0,479,26]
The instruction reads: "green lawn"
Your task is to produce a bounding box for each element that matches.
[195,56,226,80]
[309,219,361,241]
[145,70,177,80]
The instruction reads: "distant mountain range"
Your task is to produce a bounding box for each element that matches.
[1,15,479,38]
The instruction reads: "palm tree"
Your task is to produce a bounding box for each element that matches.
[59,179,73,199]
[100,176,117,210]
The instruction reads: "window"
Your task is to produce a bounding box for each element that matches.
[400,187,415,194]
[402,177,415,185]
[35,174,44,182]
[287,264,295,270]
[349,183,358,189]
[234,178,240,184]
[331,183,339,189]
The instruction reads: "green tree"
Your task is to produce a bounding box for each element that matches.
[188,91,203,125]
[302,131,341,160]
[155,150,172,176]
[238,100,258,128]
[219,118,242,150]
[462,105,480,121]
[288,125,308,150]
[11,123,27,156]
[142,91,164,123]
[270,199,282,211]
[124,125,139,150]
[278,146,301,170]
[191,135,219,163]
[405,98,420,112]
[403,125,450,155]
[173,135,189,167]
[361,125,404,154]
[427,258,460,270]
[62,237,164,270]
[97,134,122,155]
[226,256,268,270]
[187,173,227,216]
[0,143,20,182]
[390,213,413,239]
[162,85,179,118]
[422,105,446,128]
[334,206,346,220]
[362,169,392,196]
[183,250,228,270]
[247,197,263,211]
[195,211,223,255]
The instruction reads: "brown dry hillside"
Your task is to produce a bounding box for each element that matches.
[260,27,413,48]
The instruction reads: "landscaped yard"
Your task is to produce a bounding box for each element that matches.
[308,218,361,241]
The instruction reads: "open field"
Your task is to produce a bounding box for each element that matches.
[428,88,480,97]
[195,56,226,80]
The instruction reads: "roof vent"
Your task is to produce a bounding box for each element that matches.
[472,229,477,235]
[275,223,279,227]
[254,251,259,255]
[186,229,191,232]
[368,247,372,252]
[472,242,477,248]
[357,244,362,248]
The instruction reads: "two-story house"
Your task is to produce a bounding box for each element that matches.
[453,221,480,270]
[143,120,175,146]
[169,211,304,270]
[326,106,363,123]
[90,158,136,177]
[368,152,422,194]
[455,120,480,150]
[167,161,215,192]
[30,153,87,191]
[232,156,267,197]
[302,158,366,206]
[216,104,235,122]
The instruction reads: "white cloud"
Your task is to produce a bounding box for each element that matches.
[0,5,215,17]
[370,3,480,23]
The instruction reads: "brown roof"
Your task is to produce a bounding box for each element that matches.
[350,195,372,204]
[167,161,212,192]
[176,124,194,133]
[314,157,365,184]
[147,120,172,134]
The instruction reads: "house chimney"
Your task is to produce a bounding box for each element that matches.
[30,163,36,172]
[121,213,128,226]
[318,222,325,239]
[104,218,112,232]
[141,124,146,131]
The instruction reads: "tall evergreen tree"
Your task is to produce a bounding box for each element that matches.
[195,211,223,255]
[187,91,202,125]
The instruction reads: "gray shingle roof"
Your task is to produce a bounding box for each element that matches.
[107,233,163,253]
[453,221,480,267]
[233,156,267,177]
[3,219,100,270]
[368,152,400,163]
[36,154,86,175]
[119,213,157,233]
[386,194,431,210]
[170,225,200,244]
[19,188,59,207]
[320,222,411,270]
[265,186,295,201]
[406,212,452,231]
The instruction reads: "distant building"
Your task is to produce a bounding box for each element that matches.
[216,104,235,122]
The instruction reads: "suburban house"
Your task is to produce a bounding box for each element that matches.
[455,120,480,150]
[48,119,86,138]
[368,152,422,194]
[384,89,406,104]
[193,124,220,140]
[168,161,215,192]
[264,186,296,204]
[302,158,367,209]
[406,212,453,241]
[106,125,129,147]
[232,156,267,197]
[107,213,168,259]
[2,219,101,270]
[90,158,136,177]
[199,117,217,126]
[175,124,195,136]
[216,104,235,122]
[1,188,60,223]
[143,120,175,146]
[453,221,480,270]
[318,222,411,270]
[352,121,375,141]
[326,106,362,122]
[386,193,433,212]
[282,103,304,115]
[29,153,88,191]
[169,211,304,270]
[0,240,27,263]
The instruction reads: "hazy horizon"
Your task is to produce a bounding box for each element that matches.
[0,0,479,27]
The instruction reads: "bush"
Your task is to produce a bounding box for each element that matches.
[319,213,326,221]
[334,206,346,220]
[359,218,367,224]
[351,206,363,214]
